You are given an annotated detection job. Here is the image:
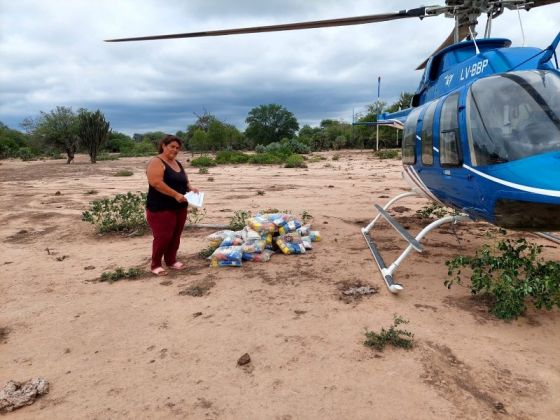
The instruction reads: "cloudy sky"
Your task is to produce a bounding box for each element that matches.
[1,1,559,135]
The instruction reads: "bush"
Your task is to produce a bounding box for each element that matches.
[17,147,37,161]
[191,155,217,167]
[100,267,142,283]
[254,144,266,154]
[284,154,307,168]
[248,152,284,165]
[82,192,148,234]
[119,141,156,157]
[215,150,250,164]
[445,239,560,320]
[376,149,400,159]
[364,315,414,351]
[114,169,134,177]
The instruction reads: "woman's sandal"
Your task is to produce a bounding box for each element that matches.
[151,267,168,276]
[169,261,186,270]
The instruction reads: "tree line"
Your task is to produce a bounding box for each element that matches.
[0,93,413,163]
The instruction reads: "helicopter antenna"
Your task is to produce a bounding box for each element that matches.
[516,6,526,46]
[468,27,480,55]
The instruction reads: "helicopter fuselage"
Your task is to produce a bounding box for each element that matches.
[380,35,560,231]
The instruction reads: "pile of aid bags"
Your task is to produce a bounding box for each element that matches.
[206,213,321,267]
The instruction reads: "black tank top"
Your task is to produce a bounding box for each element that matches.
[146,157,189,211]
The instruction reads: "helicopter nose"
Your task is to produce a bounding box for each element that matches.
[481,151,560,231]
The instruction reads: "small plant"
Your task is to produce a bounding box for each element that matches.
[248,153,284,165]
[198,167,209,174]
[199,243,220,258]
[445,239,560,320]
[300,210,314,224]
[100,267,142,283]
[187,207,207,225]
[229,210,252,231]
[376,149,400,159]
[364,315,414,351]
[284,154,307,168]
[307,155,326,163]
[191,155,216,167]
[114,169,133,177]
[207,176,214,182]
[332,154,340,161]
[82,192,148,234]
[416,203,452,219]
[256,190,265,196]
[85,190,98,195]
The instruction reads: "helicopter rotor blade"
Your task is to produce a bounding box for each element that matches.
[105,7,428,42]
[416,24,470,70]
[523,0,560,9]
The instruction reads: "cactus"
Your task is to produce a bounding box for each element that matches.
[78,109,111,163]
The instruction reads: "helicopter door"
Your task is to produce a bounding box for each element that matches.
[436,91,480,211]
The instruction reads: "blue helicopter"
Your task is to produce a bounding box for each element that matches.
[106,0,560,293]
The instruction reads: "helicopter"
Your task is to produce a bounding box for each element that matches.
[106,0,560,293]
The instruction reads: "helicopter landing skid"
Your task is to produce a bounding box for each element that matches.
[361,192,471,294]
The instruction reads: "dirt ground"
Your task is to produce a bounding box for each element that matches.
[1,151,559,419]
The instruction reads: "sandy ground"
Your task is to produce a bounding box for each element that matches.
[1,150,559,420]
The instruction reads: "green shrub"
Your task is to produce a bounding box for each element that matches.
[229,210,252,231]
[191,155,217,167]
[445,239,560,320]
[364,315,414,351]
[187,207,207,225]
[101,267,142,283]
[254,144,266,154]
[248,152,284,165]
[376,149,400,159]
[215,150,250,164]
[284,154,307,168]
[119,141,156,157]
[17,147,36,161]
[82,192,148,234]
[114,169,134,177]
[416,203,452,219]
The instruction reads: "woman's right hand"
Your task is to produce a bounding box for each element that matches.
[174,193,187,203]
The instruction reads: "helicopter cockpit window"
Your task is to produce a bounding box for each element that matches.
[467,70,560,166]
[439,92,461,167]
[421,101,437,166]
[402,107,422,165]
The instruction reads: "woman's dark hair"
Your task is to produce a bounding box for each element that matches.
[158,134,183,153]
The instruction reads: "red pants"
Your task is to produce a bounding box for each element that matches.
[146,208,188,269]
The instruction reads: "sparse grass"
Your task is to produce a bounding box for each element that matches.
[199,243,220,259]
[376,149,400,159]
[416,203,452,219]
[97,152,119,161]
[207,177,214,182]
[198,167,209,174]
[85,190,98,195]
[332,154,340,161]
[300,210,313,224]
[114,169,133,177]
[307,155,326,163]
[187,207,207,225]
[257,190,265,196]
[100,267,142,283]
[364,315,414,351]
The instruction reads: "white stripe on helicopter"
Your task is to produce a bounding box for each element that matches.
[463,164,560,197]
[433,147,439,153]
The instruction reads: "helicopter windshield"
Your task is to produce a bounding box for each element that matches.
[466,70,560,166]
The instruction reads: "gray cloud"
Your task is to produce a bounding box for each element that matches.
[1,0,559,135]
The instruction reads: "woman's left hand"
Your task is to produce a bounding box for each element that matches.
[190,186,200,194]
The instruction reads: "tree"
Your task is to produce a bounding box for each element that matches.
[78,109,111,163]
[29,106,80,163]
[245,104,299,146]
[190,128,208,154]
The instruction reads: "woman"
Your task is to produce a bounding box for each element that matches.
[146,135,199,276]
